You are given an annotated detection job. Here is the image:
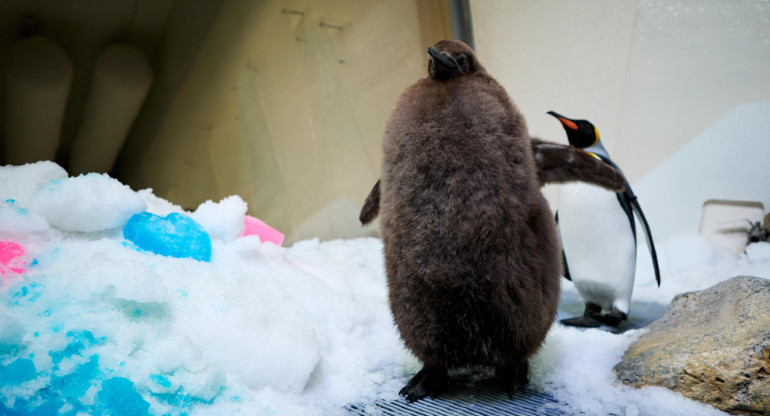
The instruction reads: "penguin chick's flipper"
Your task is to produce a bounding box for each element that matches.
[629,196,661,287]
[399,366,450,402]
[359,179,380,225]
[555,211,572,281]
[495,360,530,397]
[531,138,625,192]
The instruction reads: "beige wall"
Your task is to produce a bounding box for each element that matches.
[0,0,178,166]
[472,0,770,185]
[119,0,453,244]
[8,1,767,244]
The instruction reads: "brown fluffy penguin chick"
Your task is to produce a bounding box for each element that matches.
[376,39,562,402]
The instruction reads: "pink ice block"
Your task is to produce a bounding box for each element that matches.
[0,241,27,276]
[241,215,284,246]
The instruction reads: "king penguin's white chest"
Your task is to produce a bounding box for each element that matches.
[557,183,637,311]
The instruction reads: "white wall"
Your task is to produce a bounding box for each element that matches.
[634,101,770,239]
[472,0,770,183]
[473,0,770,238]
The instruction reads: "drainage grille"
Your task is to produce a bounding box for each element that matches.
[345,383,572,416]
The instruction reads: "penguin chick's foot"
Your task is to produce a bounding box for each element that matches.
[399,366,449,402]
[594,308,628,327]
[496,360,530,397]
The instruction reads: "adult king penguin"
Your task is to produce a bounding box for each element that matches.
[548,111,661,328]
[359,40,626,402]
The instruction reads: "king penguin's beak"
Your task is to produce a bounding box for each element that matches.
[427,46,459,71]
[547,111,578,131]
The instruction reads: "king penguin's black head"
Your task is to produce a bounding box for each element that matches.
[547,111,599,149]
[427,40,480,80]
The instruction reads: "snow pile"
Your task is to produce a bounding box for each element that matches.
[30,173,146,233]
[631,232,770,305]
[544,224,770,415]
[0,162,407,416]
[532,324,726,416]
[1,161,768,415]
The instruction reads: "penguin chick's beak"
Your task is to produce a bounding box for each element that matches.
[547,111,578,131]
[427,46,459,72]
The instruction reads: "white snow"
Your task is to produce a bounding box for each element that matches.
[0,161,67,203]
[190,195,247,242]
[1,161,767,416]
[531,325,725,416]
[29,172,147,233]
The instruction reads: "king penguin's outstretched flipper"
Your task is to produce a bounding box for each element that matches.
[359,139,625,226]
[531,138,626,192]
[629,195,661,287]
[359,180,380,225]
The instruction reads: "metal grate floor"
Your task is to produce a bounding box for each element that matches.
[345,294,666,415]
[345,381,572,416]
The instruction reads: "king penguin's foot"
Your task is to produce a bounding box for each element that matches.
[593,308,628,327]
[495,361,530,397]
[560,302,602,327]
[399,366,449,402]
[559,316,602,327]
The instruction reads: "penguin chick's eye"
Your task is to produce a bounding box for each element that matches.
[455,54,468,69]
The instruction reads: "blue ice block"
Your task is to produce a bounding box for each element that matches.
[123,212,211,262]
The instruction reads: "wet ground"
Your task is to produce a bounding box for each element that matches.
[556,290,669,334]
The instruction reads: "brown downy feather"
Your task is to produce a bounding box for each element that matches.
[359,139,625,226]
[374,39,561,373]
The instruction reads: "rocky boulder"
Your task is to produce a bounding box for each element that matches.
[614,276,770,415]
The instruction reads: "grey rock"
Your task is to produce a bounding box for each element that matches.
[614,276,770,415]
